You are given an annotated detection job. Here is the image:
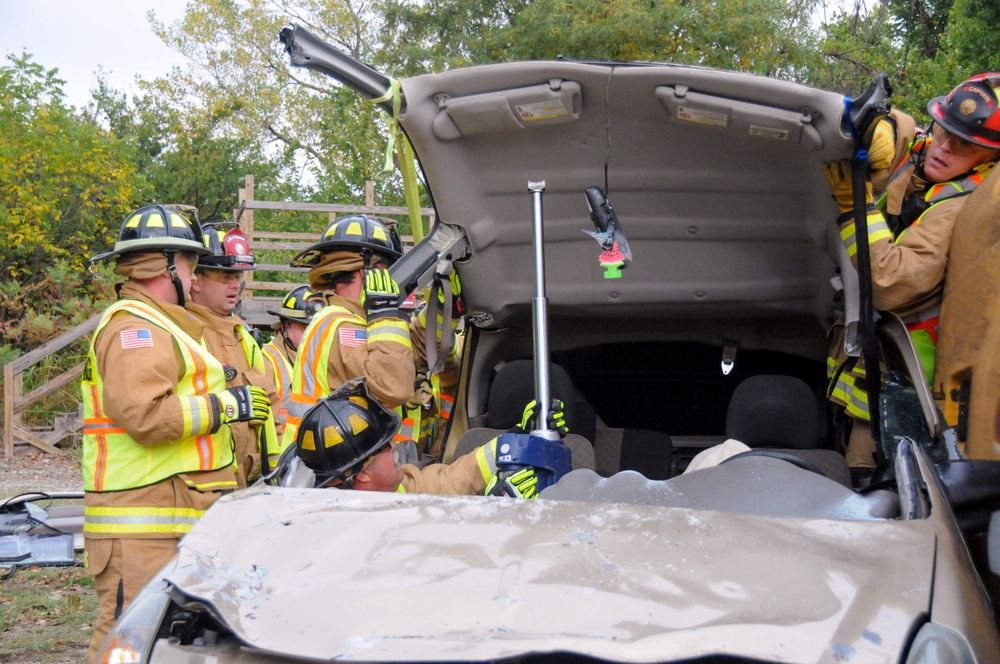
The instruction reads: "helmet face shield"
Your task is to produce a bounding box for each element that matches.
[927,73,1000,150]
[294,377,401,486]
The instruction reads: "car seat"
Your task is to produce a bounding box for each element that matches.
[725,374,851,487]
[452,360,596,471]
[592,427,673,480]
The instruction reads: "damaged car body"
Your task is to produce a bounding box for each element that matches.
[95,24,1000,664]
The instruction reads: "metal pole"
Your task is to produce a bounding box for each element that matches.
[528,181,558,441]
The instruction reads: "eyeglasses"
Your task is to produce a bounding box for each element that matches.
[933,125,985,158]
[199,270,243,284]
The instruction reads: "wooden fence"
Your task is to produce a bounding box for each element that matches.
[1,175,435,456]
[235,175,433,326]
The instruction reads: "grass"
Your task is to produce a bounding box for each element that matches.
[0,561,96,664]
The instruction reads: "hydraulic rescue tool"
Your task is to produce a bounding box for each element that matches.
[490,182,572,495]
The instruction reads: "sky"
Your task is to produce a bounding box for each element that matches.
[1,0,191,109]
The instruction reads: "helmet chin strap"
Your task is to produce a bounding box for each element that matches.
[280,322,299,353]
[164,251,186,307]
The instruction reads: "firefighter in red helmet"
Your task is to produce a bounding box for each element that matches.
[823,74,1000,483]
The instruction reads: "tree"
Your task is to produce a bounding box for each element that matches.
[148,0,407,215]
[497,0,822,78]
[90,74,297,222]
[0,53,138,283]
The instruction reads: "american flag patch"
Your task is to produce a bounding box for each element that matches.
[339,328,367,348]
[120,329,154,350]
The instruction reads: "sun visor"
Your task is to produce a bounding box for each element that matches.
[655,85,823,150]
[432,79,582,140]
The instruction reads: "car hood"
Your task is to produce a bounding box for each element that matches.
[166,486,934,663]
[396,61,856,354]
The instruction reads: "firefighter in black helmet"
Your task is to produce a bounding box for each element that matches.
[263,285,325,431]
[291,378,549,497]
[83,206,269,660]
[187,222,282,487]
[822,74,1000,484]
[281,215,464,462]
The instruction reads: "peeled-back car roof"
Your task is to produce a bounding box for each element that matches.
[398,62,854,358]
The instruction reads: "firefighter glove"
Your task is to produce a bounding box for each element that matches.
[867,118,896,172]
[486,467,539,499]
[510,398,569,437]
[822,160,872,215]
[216,385,271,425]
[362,268,404,321]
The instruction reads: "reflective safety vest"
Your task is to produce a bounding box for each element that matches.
[262,339,293,423]
[283,305,367,448]
[81,300,235,492]
[235,325,283,478]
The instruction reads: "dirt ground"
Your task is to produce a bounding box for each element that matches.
[1,445,83,500]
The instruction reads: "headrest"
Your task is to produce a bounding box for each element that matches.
[486,360,580,431]
[725,375,819,450]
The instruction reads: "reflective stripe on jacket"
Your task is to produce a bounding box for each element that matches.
[263,339,293,421]
[283,305,365,448]
[82,300,234,493]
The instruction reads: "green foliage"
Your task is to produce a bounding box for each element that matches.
[499,0,822,76]
[0,53,139,283]
[943,0,1000,76]
[0,259,115,426]
[90,73,297,222]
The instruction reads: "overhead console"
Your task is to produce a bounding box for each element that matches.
[432,79,582,140]
[655,84,824,150]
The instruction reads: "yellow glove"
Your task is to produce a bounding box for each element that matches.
[511,399,569,437]
[362,268,403,321]
[485,467,539,499]
[822,160,872,215]
[867,118,896,172]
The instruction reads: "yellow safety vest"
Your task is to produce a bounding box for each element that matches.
[262,339,293,422]
[283,305,367,448]
[234,325,283,478]
[81,300,234,492]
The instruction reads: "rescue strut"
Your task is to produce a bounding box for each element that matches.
[492,182,572,492]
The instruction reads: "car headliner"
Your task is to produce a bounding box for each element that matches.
[397,61,856,357]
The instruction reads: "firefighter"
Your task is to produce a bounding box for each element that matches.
[823,73,1000,480]
[262,285,325,433]
[82,205,271,659]
[281,215,462,452]
[290,378,566,496]
[187,223,282,486]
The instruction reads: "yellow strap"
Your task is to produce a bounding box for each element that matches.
[373,77,426,244]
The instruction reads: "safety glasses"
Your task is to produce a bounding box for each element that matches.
[933,125,987,158]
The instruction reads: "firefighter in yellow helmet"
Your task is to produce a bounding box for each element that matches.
[823,74,1000,482]
[262,285,325,434]
[82,205,270,660]
[281,215,463,455]
[187,223,282,487]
